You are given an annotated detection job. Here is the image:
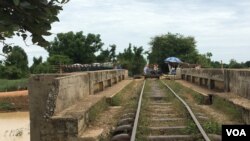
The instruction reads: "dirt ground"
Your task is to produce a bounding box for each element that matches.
[0,90,28,98]
[174,80,241,124]
[0,90,29,112]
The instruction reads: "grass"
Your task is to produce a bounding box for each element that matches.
[158,80,189,117]
[185,120,200,134]
[185,120,221,135]
[203,120,221,134]
[212,96,243,122]
[109,93,122,106]
[136,80,151,141]
[107,80,143,141]
[162,80,223,134]
[0,101,16,110]
[164,79,243,122]
[0,78,28,92]
[88,97,109,122]
[136,80,196,140]
[109,81,140,107]
[164,80,205,104]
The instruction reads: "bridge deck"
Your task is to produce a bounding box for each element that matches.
[51,79,132,140]
[176,80,250,110]
[53,79,132,118]
[176,80,250,124]
[176,80,215,96]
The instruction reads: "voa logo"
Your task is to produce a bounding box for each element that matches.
[226,129,246,136]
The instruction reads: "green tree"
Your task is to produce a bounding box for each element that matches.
[211,61,221,68]
[117,43,146,76]
[228,59,244,68]
[3,66,23,79]
[196,52,213,68]
[148,33,199,72]
[30,56,43,73]
[32,62,53,74]
[47,54,72,65]
[0,0,69,47]
[0,61,5,78]
[96,44,116,63]
[4,46,29,78]
[131,46,146,75]
[109,44,116,63]
[245,61,250,68]
[46,31,104,64]
[30,55,71,74]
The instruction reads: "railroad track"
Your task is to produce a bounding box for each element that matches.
[111,79,219,141]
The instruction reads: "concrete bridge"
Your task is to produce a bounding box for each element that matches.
[181,68,250,123]
[181,69,250,99]
[29,69,128,141]
[28,68,250,141]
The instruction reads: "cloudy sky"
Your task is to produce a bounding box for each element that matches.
[2,0,250,65]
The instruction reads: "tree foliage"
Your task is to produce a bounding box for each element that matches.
[1,46,29,79]
[46,31,104,64]
[96,44,116,63]
[196,52,213,68]
[32,62,54,74]
[0,0,69,47]
[228,59,245,68]
[117,43,146,76]
[47,54,72,65]
[30,56,43,73]
[148,33,199,72]
[245,61,250,68]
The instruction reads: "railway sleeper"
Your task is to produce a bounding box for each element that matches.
[148,126,187,135]
[150,106,172,110]
[149,96,167,100]
[150,113,178,118]
[146,135,196,141]
[150,102,172,105]
[151,118,184,122]
[151,109,173,113]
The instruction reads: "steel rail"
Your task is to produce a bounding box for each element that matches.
[160,80,211,141]
[130,80,146,141]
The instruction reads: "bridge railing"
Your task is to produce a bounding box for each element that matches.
[28,69,128,141]
[181,68,250,99]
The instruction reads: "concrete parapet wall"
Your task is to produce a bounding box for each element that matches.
[29,74,68,141]
[226,70,250,99]
[54,73,90,114]
[181,68,250,99]
[29,69,128,141]
[181,69,224,81]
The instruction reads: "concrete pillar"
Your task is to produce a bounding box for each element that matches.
[199,78,202,86]
[191,76,195,83]
[99,81,104,91]
[29,75,60,141]
[224,69,230,92]
[89,81,94,95]
[185,75,189,81]
[208,79,215,90]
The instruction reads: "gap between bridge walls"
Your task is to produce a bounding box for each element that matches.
[28,69,128,141]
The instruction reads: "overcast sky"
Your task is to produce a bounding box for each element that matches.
[2,0,250,66]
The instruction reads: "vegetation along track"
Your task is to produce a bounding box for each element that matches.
[132,79,214,141]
